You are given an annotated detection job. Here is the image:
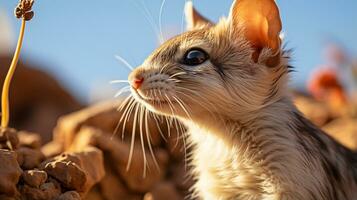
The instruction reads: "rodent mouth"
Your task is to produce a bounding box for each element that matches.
[145,99,170,105]
[133,89,173,107]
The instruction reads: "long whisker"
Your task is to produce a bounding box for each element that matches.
[115,55,135,71]
[177,118,188,170]
[181,0,188,33]
[175,89,218,117]
[159,0,167,44]
[170,96,190,163]
[139,105,148,177]
[114,97,135,140]
[163,96,176,136]
[112,95,134,139]
[169,71,187,79]
[118,94,133,112]
[152,112,168,142]
[126,103,140,171]
[114,86,131,98]
[164,95,182,146]
[172,95,192,121]
[135,0,161,42]
[129,0,159,41]
[170,118,181,151]
[164,94,176,118]
[118,96,135,120]
[110,80,130,84]
[175,89,227,134]
[172,121,183,154]
[122,98,137,140]
[168,79,182,83]
[164,114,172,137]
[145,108,160,171]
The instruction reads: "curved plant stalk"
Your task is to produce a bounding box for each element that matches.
[1,19,26,127]
[1,0,34,128]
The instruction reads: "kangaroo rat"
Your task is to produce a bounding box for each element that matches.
[128,0,357,199]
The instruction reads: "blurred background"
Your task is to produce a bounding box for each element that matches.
[1,0,356,103]
[0,0,357,140]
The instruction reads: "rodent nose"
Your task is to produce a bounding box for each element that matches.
[131,76,144,90]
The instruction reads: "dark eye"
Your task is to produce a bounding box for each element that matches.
[182,48,209,66]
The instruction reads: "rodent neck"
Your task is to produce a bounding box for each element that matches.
[184,96,296,147]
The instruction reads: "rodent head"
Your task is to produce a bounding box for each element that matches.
[129,0,289,122]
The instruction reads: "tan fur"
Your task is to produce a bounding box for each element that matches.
[128,1,357,199]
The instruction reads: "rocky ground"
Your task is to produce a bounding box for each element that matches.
[0,100,192,200]
[0,94,356,200]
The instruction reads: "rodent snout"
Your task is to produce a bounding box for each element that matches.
[132,77,144,90]
[129,70,145,90]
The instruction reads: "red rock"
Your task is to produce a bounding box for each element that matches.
[16,147,45,169]
[89,128,170,192]
[19,178,61,200]
[0,194,18,200]
[120,110,166,147]
[40,154,87,192]
[48,100,192,199]
[0,150,22,196]
[98,167,131,200]
[56,191,81,200]
[18,131,42,149]
[53,101,121,150]
[0,128,19,150]
[22,170,47,188]
[144,182,182,200]
[76,147,105,195]
[67,127,98,152]
[16,150,24,166]
[41,141,63,158]
[114,143,169,192]
[84,187,105,200]
[53,100,167,151]
[40,147,105,195]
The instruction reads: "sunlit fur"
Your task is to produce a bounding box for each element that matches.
[128,9,357,200]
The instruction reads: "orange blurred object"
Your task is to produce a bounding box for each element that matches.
[308,68,347,109]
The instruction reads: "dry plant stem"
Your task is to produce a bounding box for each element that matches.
[1,19,26,128]
[1,0,34,127]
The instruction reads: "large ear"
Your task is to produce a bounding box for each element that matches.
[185,1,212,30]
[229,0,282,61]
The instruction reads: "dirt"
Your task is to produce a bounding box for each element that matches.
[22,169,47,188]
[0,149,22,196]
[50,101,192,199]
[0,94,356,199]
[0,128,105,200]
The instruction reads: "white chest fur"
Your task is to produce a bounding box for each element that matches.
[188,125,275,200]
[185,120,334,200]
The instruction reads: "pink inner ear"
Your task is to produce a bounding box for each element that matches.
[231,0,282,54]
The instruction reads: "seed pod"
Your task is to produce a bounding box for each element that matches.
[14,7,23,19]
[14,0,35,21]
[24,11,34,21]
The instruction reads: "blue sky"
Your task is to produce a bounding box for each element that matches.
[0,0,357,102]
